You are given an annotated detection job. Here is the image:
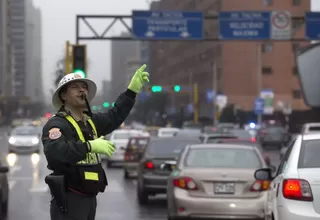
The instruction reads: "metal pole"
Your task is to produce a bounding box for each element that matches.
[213,62,217,125]
[193,83,198,124]
[65,41,70,74]
[257,43,262,125]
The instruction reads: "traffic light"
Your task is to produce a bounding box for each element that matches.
[103,102,110,108]
[173,85,181,92]
[151,85,162,92]
[72,45,87,78]
[112,102,115,107]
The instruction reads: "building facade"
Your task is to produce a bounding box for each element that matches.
[110,31,141,98]
[150,0,310,115]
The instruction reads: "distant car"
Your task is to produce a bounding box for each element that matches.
[8,126,41,154]
[164,143,273,220]
[254,133,320,220]
[123,136,150,179]
[105,129,145,167]
[157,127,180,137]
[136,137,201,205]
[257,126,290,149]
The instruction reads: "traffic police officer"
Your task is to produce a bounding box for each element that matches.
[42,64,149,220]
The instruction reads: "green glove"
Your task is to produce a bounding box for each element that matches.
[88,136,115,157]
[128,64,150,93]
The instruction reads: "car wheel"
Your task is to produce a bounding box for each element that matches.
[124,170,130,179]
[106,161,113,168]
[2,199,7,217]
[137,185,149,205]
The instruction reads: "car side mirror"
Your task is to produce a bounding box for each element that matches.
[0,166,9,173]
[254,168,273,180]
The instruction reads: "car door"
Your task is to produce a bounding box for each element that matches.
[266,139,295,220]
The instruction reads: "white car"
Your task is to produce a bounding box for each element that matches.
[254,133,320,220]
[157,127,180,137]
[105,129,146,167]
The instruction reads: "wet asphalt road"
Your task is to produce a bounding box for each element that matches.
[0,127,282,220]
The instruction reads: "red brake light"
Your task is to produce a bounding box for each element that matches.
[173,177,198,190]
[283,179,313,201]
[250,180,270,192]
[251,137,256,142]
[124,153,130,161]
[144,161,154,169]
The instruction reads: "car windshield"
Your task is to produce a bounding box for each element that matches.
[229,129,252,139]
[147,139,199,157]
[299,140,320,168]
[185,148,262,169]
[11,127,38,135]
[127,138,149,151]
[160,131,177,136]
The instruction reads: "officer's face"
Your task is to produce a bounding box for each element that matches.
[61,81,88,108]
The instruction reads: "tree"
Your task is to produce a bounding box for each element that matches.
[54,57,66,87]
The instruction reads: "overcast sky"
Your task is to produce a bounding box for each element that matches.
[32,0,320,100]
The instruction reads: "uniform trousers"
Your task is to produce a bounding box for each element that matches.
[50,191,97,220]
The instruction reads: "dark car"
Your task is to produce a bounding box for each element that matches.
[123,136,150,179]
[136,136,201,205]
[0,163,9,219]
[257,126,291,149]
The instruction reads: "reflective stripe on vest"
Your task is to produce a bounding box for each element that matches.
[65,115,101,164]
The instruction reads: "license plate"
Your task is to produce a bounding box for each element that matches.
[214,183,235,194]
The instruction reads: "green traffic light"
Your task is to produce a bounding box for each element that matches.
[174,85,181,92]
[92,105,97,111]
[73,69,86,78]
[151,86,162,92]
[112,102,115,107]
[103,102,110,108]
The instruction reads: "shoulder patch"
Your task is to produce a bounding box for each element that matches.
[49,128,62,140]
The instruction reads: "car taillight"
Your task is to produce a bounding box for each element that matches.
[250,180,270,191]
[251,137,256,142]
[144,161,154,169]
[283,179,313,201]
[124,153,131,161]
[173,177,198,190]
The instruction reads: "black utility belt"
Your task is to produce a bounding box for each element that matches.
[71,163,108,194]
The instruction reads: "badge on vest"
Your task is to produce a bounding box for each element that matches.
[49,128,62,140]
[84,172,99,181]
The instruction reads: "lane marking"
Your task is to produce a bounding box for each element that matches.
[9,180,16,190]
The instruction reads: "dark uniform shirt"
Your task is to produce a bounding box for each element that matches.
[42,90,136,193]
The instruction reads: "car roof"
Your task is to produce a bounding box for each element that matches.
[301,133,320,141]
[189,143,255,150]
[150,136,200,142]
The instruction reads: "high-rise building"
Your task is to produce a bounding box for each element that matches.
[110,31,140,98]
[10,0,27,97]
[0,0,12,97]
[150,0,310,113]
[25,0,43,101]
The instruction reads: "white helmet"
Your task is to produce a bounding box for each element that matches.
[52,73,97,109]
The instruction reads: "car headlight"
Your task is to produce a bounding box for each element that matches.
[31,137,39,145]
[8,137,16,145]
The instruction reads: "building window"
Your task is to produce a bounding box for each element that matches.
[292,43,300,51]
[292,0,301,6]
[262,43,273,53]
[292,89,301,99]
[292,20,303,31]
[263,0,273,6]
[262,67,273,74]
[292,66,298,75]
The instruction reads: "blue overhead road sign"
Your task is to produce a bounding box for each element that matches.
[305,12,320,40]
[219,11,271,40]
[132,10,204,40]
[254,98,264,115]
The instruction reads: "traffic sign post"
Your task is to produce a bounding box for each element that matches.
[305,12,320,39]
[132,10,204,40]
[254,98,264,115]
[219,11,291,40]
